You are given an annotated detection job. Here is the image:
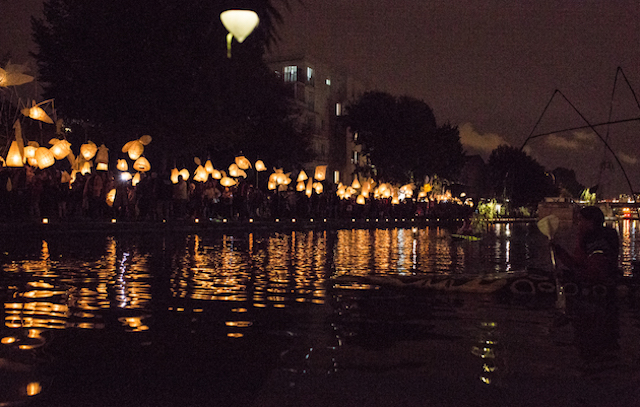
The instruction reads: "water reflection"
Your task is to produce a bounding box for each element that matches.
[0,222,639,405]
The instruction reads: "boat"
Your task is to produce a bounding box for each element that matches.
[450,233,482,241]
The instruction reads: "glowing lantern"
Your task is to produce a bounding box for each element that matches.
[220,9,260,58]
[267,181,276,190]
[297,170,308,182]
[0,63,34,87]
[179,168,190,181]
[193,165,208,182]
[21,100,53,124]
[80,161,92,175]
[228,163,240,177]
[356,195,366,205]
[255,160,266,172]
[96,162,108,171]
[120,172,132,181]
[211,169,222,179]
[220,176,237,187]
[313,182,323,194]
[170,168,180,184]
[117,159,128,171]
[205,160,214,174]
[95,144,109,165]
[235,156,251,170]
[106,189,117,206]
[80,141,98,160]
[33,147,54,169]
[23,145,37,160]
[392,196,400,205]
[133,157,151,172]
[314,165,327,181]
[49,139,71,160]
[132,172,141,187]
[296,181,305,192]
[5,141,23,167]
[351,176,361,190]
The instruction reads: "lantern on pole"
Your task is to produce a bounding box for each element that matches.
[0,63,34,87]
[117,159,128,171]
[235,156,251,170]
[314,165,327,181]
[297,170,308,183]
[49,138,72,160]
[21,100,54,124]
[5,141,23,167]
[80,141,98,160]
[133,156,151,172]
[220,9,260,58]
[205,160,215,174]
[35,147,55,169]
[255,160,266,172]
[95,144,109,166]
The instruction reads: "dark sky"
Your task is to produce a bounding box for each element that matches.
[3,0,640,195]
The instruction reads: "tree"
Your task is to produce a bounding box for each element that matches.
[343,91,464,184]
[31,0,311,167]
[551,167,585,199]
[486,145,557,208]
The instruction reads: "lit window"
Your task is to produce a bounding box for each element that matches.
[307,67,315,86]
[326,78,331,86]
[336,103,342,116]
[334,171,340,184]
[284,66,297,82]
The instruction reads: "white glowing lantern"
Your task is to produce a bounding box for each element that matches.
[49,139,71,160]
[220,176,237,187]
[170,168,180,184]
[193,165,209,182]
[205,160,214,174]
[106,189,116,206]
[21,100,53,124]
[95,144,109,165]
[255,160,266,172]
[297,170,308,182]
[132,172,141,186]
[117,159,128,171]
[314,165,327,181]
[133,156,151,172]
[5,141,23,167]
[35,147,55,169]
[80,141,98,160]
[228,163,240,177]
[220,9,260,58]
[235,156,251,170]
[120,172,132,181]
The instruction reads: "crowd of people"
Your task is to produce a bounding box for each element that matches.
[0,166,472,223]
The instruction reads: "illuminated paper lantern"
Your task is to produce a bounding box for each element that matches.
[0,63,34,87]
[228,163,240,177]
[295,181,305,192]
[117,159,128,171]
[313,182,323,194]
[238,169,247,178]
[235,156,251,170]
[33,147,54,169]
[179,168,189,181]
[211,169,222,180]
[23,145,37,160]
[267,181,276,190]
[96,162,108,171]
[106,189,117,206]
[120,172,132,181]
[132,172,141,186]
[297,170,308,182]
[50,139,72,160]
[95,144,109,164]
[351,176,361,190]
[170,168,180,184]
[125,140,144,160]
[193,165,209,182]
[356,195,366,205]
[220,9,260,57]
[5,141,23,167]
[80,161,92,175]
[80,141,98,160]
[205,160,214,174]
[220,176,236,187]
[21,100,53,124]
[314,165,327,181]
[255,160,266,172]
[133,157,151,172]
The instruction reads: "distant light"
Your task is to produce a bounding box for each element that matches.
[292,218,296,223]
[249,218,254,223]
[194,218,199,223]
[111,219,117,223]
[326,78,331,85]
[275,219,280,222]
[42,218,48,224]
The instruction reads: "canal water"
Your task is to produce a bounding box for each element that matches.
[1,221,640,406]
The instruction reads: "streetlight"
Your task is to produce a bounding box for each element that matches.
[220,9,260,58]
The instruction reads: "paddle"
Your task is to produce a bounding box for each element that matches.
[537,215,566,311]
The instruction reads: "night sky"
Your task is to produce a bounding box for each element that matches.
[3,0,640,195]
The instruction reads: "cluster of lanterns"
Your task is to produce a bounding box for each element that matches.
[335,176,433,205]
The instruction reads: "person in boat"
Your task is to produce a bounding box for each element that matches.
[551,206,620,362]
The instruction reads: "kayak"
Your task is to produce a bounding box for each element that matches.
[450,233,482,241]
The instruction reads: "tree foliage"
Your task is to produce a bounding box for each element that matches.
[343,91,464,184]
[486,145,557,208]
[31,0,311,167]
